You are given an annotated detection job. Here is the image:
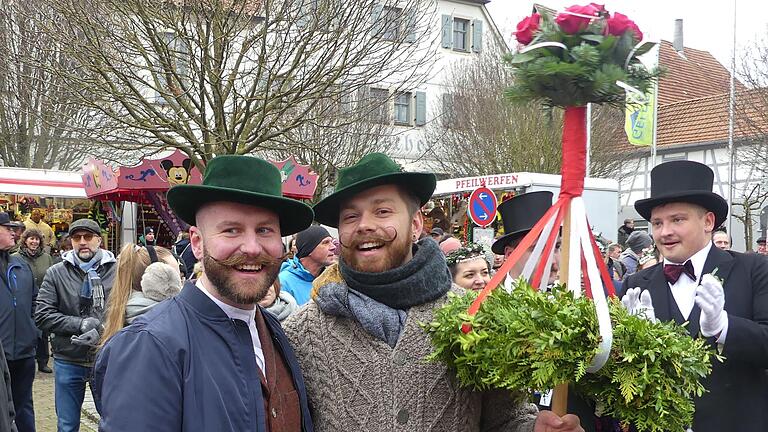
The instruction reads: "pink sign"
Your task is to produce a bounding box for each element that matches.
[270,156,319,200]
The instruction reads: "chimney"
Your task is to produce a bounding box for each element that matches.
[673,19,684,53]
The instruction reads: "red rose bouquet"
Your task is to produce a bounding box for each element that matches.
[507,3,658,107]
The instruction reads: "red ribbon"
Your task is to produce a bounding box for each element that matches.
[559,106,587,198]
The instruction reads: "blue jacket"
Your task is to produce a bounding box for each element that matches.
[279,257,315,305]
[0,254,38,361]
[92,282,314,432]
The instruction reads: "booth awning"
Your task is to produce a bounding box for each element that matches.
[0,167,87,198]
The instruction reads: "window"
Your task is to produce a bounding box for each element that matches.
[453,18,469,51]
[394,92,411,125]
[370,88,390,124]
[381,6,402,41]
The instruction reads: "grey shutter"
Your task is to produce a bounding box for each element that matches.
[405,7,417,43]
[441,15,452,48]
[472,20,483,53]
[414,91,426,126]
[371,4,384,37]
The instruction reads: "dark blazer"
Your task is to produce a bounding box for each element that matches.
[92,282,314,432]
[623,245,768,432]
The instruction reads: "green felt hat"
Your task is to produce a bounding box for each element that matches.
[167,155,314,235]
[313,153,436,227]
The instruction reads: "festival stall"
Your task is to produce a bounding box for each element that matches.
[0,166,90,250]
[428,172,618,245]
[82,152,318,248]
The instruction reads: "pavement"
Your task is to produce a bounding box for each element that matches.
[31,365,98,432]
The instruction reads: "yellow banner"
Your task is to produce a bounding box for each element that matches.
[624,89,655,146]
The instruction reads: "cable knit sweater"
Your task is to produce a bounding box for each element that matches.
[282,286,538,432]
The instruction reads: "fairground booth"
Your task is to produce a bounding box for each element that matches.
[82,151,318,248]
[0,166,91,251]
[428,172,619,247]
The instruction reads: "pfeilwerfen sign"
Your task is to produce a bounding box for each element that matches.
[467,187,497,228]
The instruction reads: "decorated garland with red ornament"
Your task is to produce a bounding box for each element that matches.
[425,4,715,432]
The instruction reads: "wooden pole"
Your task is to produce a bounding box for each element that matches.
[551,204,572,417]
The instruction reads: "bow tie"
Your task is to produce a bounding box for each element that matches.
[663,261,696,284]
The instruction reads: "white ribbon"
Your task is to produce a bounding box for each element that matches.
[519,41,568,54]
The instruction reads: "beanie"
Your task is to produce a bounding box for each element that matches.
[296,225,331,259]
[141,262,182,302]
[626,231,653,254]
[439,237,462,255]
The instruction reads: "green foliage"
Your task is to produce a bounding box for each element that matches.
[506,10,660,108]
[423,283,718,432]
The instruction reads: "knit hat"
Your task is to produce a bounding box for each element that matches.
[144,227,155,235]
[626,230,653,254]
[140,262,182,302]
[296,225,331,259]
[439,237,462,255]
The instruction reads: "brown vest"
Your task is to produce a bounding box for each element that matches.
[255,309,301,432]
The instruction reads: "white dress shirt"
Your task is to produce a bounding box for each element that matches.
[664,241,728,344]
[196,279,266,375]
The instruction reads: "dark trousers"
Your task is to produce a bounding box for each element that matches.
[7,357,36,432]
[36,330,50,366]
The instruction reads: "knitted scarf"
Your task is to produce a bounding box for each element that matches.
[75,249,105,311]
[316,239,451,347]
[19,245,43,259]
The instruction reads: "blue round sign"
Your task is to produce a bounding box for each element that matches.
[468,187,497,228]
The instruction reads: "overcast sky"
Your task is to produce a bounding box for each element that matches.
[486,1,768,71]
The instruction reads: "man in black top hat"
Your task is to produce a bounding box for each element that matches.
[623,160,768,432]
[491,191,560,285]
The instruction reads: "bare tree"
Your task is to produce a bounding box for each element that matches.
[29,0,437,170]
[731,182,768,251]
[427,46,631,178]
[735,33,768,175]
[0,0,96,170]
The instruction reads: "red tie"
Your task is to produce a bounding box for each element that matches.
[663,261,695,284]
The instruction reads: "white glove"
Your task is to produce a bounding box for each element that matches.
[696,274,728,338]
[621,287,656,322]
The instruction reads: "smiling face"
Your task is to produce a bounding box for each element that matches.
[338,184,422,274]
[650,202,714,264]
[452,257,490,291]
[190,201,284,308]
[24,235,41,252]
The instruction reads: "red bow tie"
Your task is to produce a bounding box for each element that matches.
[663,261,696,284]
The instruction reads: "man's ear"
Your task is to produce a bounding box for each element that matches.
[190,226,204,260]
[704,211,716,233]
[411,210,424,240]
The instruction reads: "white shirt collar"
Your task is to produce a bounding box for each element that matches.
[663,241,712,282]
[195,279,256,325]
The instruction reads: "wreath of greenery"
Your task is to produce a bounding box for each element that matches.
[505,4,660,108]
[423,282,719,432]
[445,243,487,267]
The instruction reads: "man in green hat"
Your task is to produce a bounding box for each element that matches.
[93,155,315,432]
[283,153,583,432]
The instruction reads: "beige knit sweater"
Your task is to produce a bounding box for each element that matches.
[283,286,538,432]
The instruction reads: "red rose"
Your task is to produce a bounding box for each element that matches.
[513,13,541,45]
[555,4,602,34]
[605,12,643,41]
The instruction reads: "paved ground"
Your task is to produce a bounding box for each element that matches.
[32,366,98,432]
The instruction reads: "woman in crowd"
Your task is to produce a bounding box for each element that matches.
[100,244,182,345]
[258,279,299,321]
[12,229,55,373]
[446,243,492,291]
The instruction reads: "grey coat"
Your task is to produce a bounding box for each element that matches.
[282,286,538,432]
[0,340,16,432]
[35,250,116,366]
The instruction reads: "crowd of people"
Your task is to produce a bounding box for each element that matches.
[0,154,765,432]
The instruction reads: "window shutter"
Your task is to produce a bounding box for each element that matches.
[414,91,426,126]
[371,4,384,37]
[472,20,483,53]
[441,15,452,49]
[405,7,417,43]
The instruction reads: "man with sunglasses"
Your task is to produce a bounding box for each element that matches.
[35,218,116,432]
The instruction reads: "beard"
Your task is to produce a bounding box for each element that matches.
[77,248,95,261]
[340,226,412,273]
[203,247,281,305]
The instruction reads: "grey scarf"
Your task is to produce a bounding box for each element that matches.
[339,239,452,310]
[316,239,451,347]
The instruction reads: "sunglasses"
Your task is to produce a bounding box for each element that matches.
[71,233,96,242]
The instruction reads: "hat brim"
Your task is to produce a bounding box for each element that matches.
[313,172,436,227]
[167,184,314,236]
[634,192,728,228]
[491,229,530,255]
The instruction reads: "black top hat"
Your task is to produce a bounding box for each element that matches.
[634,160,728,227]
[491,191,553,254]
